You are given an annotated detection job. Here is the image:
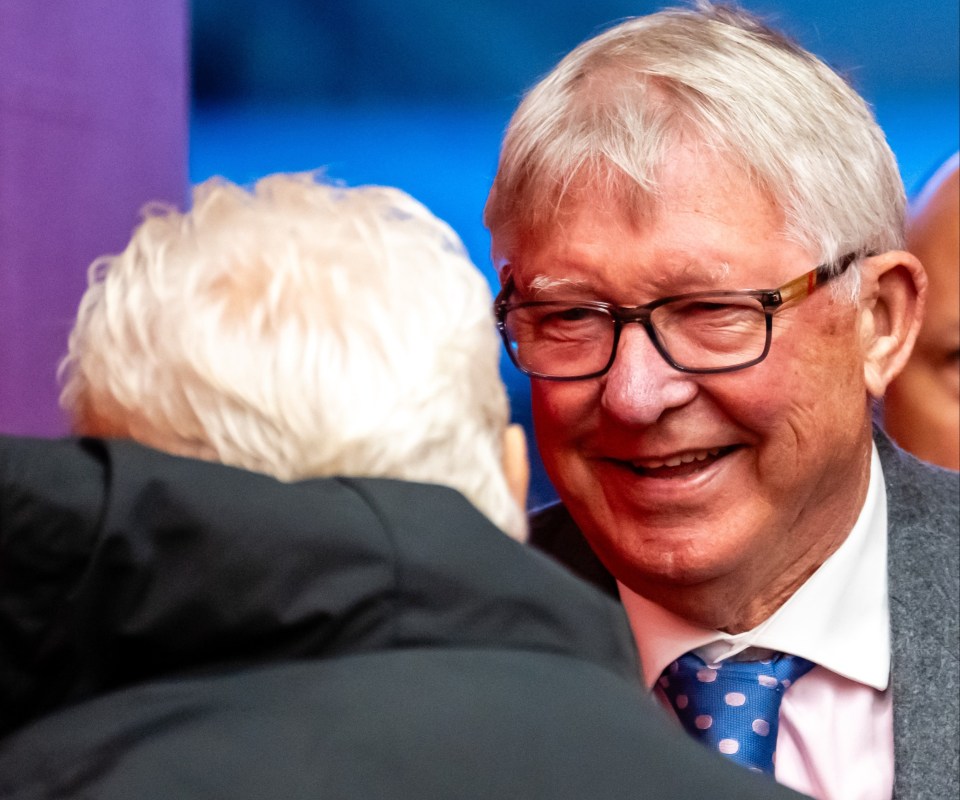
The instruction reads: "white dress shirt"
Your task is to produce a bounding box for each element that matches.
[619,445,894,800]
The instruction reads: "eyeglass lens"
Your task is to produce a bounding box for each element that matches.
[503,295,770,378]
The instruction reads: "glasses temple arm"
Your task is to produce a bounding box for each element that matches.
[774,252,861,305]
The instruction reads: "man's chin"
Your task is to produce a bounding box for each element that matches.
[577,514,745,585]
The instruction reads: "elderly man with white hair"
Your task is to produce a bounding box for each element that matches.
[486,3,958,799]
[0,173,802,799]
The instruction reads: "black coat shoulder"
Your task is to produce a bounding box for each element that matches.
[0,435,805,800]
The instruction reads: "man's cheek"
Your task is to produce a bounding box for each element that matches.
[532,385,589,429]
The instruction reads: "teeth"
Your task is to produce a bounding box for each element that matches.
[633,448,722,469]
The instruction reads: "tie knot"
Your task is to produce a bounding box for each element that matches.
[659,651,814,774]
[666,651,814,690]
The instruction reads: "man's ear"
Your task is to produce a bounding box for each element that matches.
[501,423,530,514]
[858,250,927,398]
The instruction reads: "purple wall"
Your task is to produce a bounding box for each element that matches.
[0,1,188,435]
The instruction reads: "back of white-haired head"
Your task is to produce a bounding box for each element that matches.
[61,173,526,541]
[485,1,905,292]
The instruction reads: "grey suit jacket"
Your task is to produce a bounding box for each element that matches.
[878,433,959,800]
[531,431,959,800]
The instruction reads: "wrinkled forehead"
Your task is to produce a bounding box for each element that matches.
[489,163,653,271]
[492,155,787,290]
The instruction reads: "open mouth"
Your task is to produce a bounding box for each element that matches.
[622,445,739,478]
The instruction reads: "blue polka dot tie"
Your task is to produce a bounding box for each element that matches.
[659,652,814,774]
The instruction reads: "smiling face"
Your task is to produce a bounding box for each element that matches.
[504,154,877,631]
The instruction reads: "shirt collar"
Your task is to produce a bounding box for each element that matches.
[620,443,889,691]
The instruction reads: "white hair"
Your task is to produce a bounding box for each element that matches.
[485,2,905,297]
[60,173,526,541]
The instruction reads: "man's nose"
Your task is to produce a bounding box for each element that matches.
[600,324,698,425]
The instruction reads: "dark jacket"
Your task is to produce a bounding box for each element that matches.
[0,435,804,799]
[529,431,960,800]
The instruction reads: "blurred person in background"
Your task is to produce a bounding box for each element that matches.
[883,152,960,470]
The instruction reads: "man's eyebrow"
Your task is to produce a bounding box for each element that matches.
[646,260,733,294]
[525,275,593,297]
[521,260,734,299]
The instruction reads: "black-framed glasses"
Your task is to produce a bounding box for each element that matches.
[494,252,861,380]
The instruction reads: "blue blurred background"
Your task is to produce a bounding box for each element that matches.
[189,0,959,507]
